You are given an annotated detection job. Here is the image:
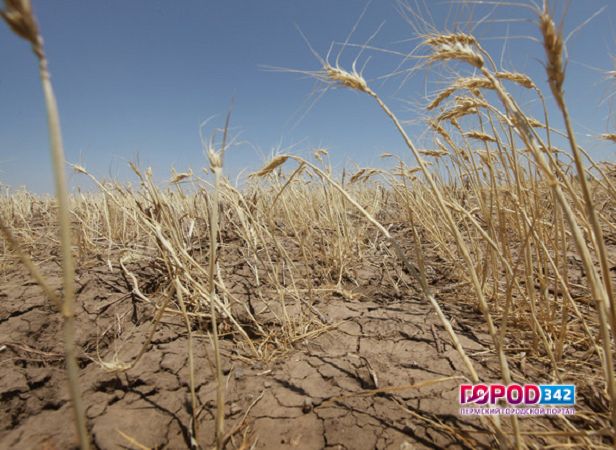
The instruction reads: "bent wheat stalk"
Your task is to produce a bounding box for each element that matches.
[253,154,508,446]
[0,1,89,448]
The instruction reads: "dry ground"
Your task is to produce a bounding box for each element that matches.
[0,226,597,450]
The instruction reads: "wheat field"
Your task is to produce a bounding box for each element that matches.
[1,0,616,449]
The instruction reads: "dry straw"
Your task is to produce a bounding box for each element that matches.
[1,1,90,448]
[494,71,536,90]
[464,131,497,143]
[425,33,484,68]
[4,2,616,449]
[539,6,565,107]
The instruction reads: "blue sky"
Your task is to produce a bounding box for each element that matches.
[0,0,615,193]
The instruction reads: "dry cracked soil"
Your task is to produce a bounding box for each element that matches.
[0,239,559,450]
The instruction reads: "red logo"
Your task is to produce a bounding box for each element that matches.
[460,384,541,405]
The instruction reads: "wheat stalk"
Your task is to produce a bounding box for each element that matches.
[1,1,89,448]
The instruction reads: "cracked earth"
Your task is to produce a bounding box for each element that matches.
[0,242,523,450]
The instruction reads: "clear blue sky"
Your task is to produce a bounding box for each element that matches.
[1,0,615,193]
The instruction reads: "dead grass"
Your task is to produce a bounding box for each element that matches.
[2,0,616,449]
